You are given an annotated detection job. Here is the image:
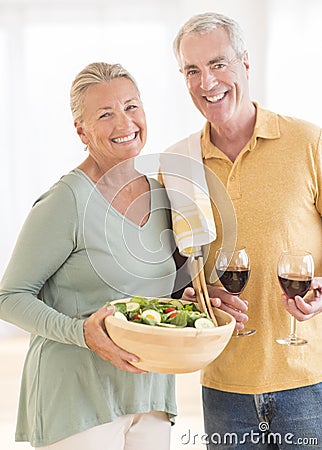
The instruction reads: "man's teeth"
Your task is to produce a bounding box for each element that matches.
[205,93,225,103]
[112,132,136,143]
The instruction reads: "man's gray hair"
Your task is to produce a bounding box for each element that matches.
[173,12,246,66]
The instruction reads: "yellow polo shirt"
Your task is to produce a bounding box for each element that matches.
[201,105,322,394]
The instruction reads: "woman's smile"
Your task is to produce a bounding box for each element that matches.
[111,131,139,144]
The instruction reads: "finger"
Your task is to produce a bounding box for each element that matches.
[110,342,141,364]
[182,287,196,300]
[103,328,141,363]
[121,363,147,374]
[235,321,245,331]
[286,297,297,314]
[210,297,221,308]
[106,305,115,315]
[285,297,314,321]
[226,296,249,313]
[99,335,147,373]
[95,304,115,322]
[311,278,322,298]
[219,302,248,324]
[283,295,313,315]
[280,294,316,321]
[311,277,322,289]
[216,290,249,312]
[294,296,317,315]
[294,296,311,312]
[185,287,196,296]
[111,357,148,374]
[281,294,289,308]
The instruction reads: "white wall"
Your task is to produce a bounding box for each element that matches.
[0,0,321,335]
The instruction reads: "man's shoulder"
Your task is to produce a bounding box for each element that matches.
[278,113,320,129]
[277,113,321,143]
[258,104,320,131]
[256,104,321,141]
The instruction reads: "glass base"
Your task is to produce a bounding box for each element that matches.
[234,328,256,337]
[276,336,308,346]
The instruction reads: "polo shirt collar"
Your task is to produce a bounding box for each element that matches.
[202,103,280,159]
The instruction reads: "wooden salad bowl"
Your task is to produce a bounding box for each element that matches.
[104,298,235,374]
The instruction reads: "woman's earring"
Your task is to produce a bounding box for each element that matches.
[84,145,88,152]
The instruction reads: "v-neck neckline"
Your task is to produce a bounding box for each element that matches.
[73,168,152,229]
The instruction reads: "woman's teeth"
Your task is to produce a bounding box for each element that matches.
[112,132,136,143]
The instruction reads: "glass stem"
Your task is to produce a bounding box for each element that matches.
[290,315,297,338]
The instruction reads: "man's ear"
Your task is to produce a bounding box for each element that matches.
[242,50,250,78]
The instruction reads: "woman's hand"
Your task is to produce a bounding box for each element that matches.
[84,305,147,374]
[182,286,249,331]
[281,277,322,321]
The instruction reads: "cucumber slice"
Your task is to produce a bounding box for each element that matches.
[114,311,128,321]
[168,299,184,310]
[156,323,177,328]
[194,318,216,329]
[126,302,140,313]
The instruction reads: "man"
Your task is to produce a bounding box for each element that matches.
[168,12,322,449]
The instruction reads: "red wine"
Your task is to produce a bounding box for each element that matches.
[216,266,250,294]
[278,273,312,298]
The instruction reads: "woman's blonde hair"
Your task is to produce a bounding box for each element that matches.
[70,62,140,122]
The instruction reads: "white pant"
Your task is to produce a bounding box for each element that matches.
[36,411,171,450]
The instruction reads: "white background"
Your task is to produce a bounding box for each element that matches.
[1,0,322,335]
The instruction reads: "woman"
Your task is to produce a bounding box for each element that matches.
[0,62,177,449]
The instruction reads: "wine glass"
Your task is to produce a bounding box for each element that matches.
[276,250,314,346]
[215,247,256,337]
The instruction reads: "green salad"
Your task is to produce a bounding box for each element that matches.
[106,296,216,329]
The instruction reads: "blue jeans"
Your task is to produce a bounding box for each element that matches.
[202,384,322,449]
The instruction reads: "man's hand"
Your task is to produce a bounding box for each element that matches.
[182,285,249,331]
[84,305,147,374]
[281,277,322,321]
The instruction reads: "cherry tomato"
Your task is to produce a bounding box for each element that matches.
[169,312,178,319]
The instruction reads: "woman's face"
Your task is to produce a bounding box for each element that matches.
[76,77,147,166]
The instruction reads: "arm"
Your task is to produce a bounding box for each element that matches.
[282,133,322,320]
[280,277,322,321]
[0,182,86,346]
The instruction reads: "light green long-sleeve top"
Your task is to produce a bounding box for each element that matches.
[0,169,177,447]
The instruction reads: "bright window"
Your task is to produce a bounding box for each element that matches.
[266,0,322,126]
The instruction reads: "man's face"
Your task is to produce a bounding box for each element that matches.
[179,28,250,127]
